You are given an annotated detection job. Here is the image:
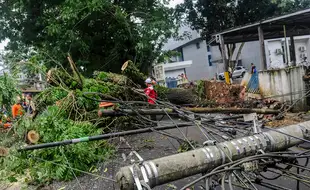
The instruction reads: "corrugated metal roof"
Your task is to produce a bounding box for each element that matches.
[212,8,310,44]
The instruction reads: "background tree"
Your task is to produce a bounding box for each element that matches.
[177,0,310,75]
[0,0,180,76]
[178,0,310,41]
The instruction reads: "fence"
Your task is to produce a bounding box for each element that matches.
[241,66,308,110]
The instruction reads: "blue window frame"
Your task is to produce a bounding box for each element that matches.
[208,55,212,66]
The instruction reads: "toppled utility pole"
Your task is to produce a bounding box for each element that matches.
[116,121,310,190]
[98,107,280,117]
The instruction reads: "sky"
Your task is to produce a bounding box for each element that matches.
[0,0,184,51]
[169,0,184,7]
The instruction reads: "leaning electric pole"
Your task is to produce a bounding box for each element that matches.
[116,121,310,190]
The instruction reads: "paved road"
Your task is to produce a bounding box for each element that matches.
[50,115,310,190]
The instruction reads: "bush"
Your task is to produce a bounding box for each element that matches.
[0,106,114,184]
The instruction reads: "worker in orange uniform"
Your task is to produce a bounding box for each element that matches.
[12,97,24,119]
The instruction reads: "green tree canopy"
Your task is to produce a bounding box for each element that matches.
[0,0,179,75]
[177,0,310,41]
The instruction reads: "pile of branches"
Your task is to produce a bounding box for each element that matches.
[0,59,159,184]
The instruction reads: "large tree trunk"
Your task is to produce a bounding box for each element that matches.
[166,89,197,105]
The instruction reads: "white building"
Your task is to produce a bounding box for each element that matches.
[162,26,310,81]
[162,26,216,81]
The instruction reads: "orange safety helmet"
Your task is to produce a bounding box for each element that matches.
[99,102,114,108]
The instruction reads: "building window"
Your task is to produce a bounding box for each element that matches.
[169,48,184,62]
[208,55,212,66]
[207,45,210,52]
[196,42,200,49]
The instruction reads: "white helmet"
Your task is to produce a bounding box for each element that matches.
[145,78,152,84]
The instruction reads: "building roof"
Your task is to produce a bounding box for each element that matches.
[163,25,202,50]
[213,8,310,44]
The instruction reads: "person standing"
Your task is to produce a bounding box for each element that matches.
[12,97,23,119]
[251,63,257,74]
[144,78,157,105]
[26,93,37,119]
[144,78,157,124]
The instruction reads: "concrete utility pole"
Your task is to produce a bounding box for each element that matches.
[98,108,280,117]
[116,121,310,190]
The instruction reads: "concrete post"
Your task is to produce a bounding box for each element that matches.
[283,25,289,65]
[258,26,267,70]
[219,35,230,84]
[290,36,296,66]
[116,121,310,190]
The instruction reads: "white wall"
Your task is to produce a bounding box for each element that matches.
[258,66,307,111]
[265,39,285,69]
[209,35,310,71]
[265,35,310,69]
[240,41,261,71]
[210,41,261,72]
[295,38,309,63]
[182,40,217,80]
[165,68,185,78]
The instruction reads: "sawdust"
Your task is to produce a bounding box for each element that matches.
[204,81,242,103]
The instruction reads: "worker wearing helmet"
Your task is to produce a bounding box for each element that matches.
[144,78,158,124]
[144,78,157,105]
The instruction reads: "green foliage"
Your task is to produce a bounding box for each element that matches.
[177,140,199,153]
[0,54,150,185]
[36,87,69,110]
[154,85,169,100]
[3,46,47,83]
[0,73,20,108]
[0,0,180,75]
[1,106,114,184]
[196,80,205,101]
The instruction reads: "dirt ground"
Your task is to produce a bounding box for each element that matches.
[265,113,307,127]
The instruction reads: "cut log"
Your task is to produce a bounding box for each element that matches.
[27,130,40,144]
[166,88,197,105]
[0,147,9,157]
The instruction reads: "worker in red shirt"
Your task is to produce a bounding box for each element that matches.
[144,78,157,124]
[144,78,157,105]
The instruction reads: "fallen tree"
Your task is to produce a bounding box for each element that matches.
[0,58,282,185]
